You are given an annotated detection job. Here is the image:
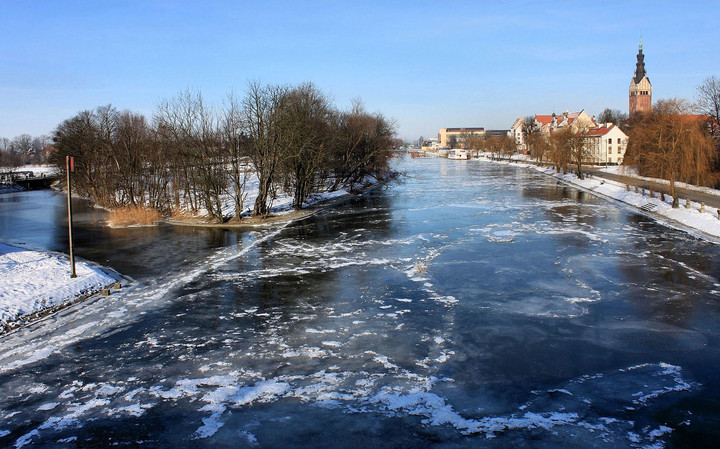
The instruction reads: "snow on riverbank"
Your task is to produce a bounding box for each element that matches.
[598,165,720,198]
[212,179,371,221]
[0,242,117,332]
[0,164,59,177]
[482,156,720,242]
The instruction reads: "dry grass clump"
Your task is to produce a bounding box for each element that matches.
[108,205,162,227]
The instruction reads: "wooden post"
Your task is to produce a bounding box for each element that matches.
[66,156,76,278]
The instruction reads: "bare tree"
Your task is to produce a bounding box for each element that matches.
[155,90,226,221]
[221,92,251,218]
[522,116,538,141]
[597,108,628,131]
[498,134,515,159]
[551,128,590,179]
[464,133,484,151]
[626,98,717,206]
[113,111,154,206]
[242,81,288,217]
[30,135,50,163]
[10,134,33,164]
[52,108,111,205]
[526,133,549,164]
[548,130,570,175]
[276,82,332,208]
[0,137,21,167]
[695,75,720,137]
[329,100,395,191]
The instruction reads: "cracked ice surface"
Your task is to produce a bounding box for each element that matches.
[1,157,719,447]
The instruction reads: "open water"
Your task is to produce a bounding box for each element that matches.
[1,156,720,447]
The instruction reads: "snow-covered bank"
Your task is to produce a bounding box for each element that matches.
[483,157,720,242]
[598,165,720,198]
[161,180,384,229]
[0,164,58,177]
[0,242,118,333]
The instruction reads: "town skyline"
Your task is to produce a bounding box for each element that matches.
[2,0,719,141]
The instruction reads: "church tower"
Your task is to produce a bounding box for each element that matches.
[629,40,652,117]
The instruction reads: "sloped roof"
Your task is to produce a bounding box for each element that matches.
[585,125,615,137]
[535,112,583,127]
[535,115,554,125]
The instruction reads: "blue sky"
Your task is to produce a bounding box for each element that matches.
[2,0,719,141]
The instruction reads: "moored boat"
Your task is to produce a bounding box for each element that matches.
[447,149,469,160]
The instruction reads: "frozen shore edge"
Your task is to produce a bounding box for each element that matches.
[162,181,387,229]
[0,181,388,335]
[482,157,720,244]
[0,242,125,337]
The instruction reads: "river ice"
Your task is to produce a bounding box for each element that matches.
[1,157,719,447]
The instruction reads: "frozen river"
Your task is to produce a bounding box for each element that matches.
[1,156,720,447]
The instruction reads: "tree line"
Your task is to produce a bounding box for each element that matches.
[50,82,397,221]
[0,134,51,167]
[625,98,717,205]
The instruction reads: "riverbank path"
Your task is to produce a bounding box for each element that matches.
[588,170,720,209]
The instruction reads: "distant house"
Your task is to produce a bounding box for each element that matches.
[421,137,441,152]
[438,127,485,148]
[584,124,628,165]
[509,118,526,152]
[534,110,596,136]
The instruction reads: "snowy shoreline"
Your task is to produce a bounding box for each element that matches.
[0,242,120,335]
[480,156,720,243]
[163,183,381,229]
[0,181,386,334]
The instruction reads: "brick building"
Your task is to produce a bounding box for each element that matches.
[629,41,652,117]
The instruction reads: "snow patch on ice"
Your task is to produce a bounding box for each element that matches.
[0,242,116,329]
[36,403,59,411]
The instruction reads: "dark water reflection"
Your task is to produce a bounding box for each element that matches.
[1,158,720,447]
[0,190,247,279]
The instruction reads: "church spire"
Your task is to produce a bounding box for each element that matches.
[629,40,652,118]
[634,39,646,84]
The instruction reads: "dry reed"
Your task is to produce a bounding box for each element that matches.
[108,205,162,227]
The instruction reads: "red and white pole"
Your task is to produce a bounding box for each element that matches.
[66,156,76,278]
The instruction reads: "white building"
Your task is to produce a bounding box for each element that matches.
[510,110,596,154]
[535,110,596,135]
[421,137,440,152]
[509,117,526,152]
[584,124,628,165]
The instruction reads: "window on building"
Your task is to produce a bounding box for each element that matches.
[608,147,612,154]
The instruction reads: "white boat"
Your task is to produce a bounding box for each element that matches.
[447,149,469,160]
